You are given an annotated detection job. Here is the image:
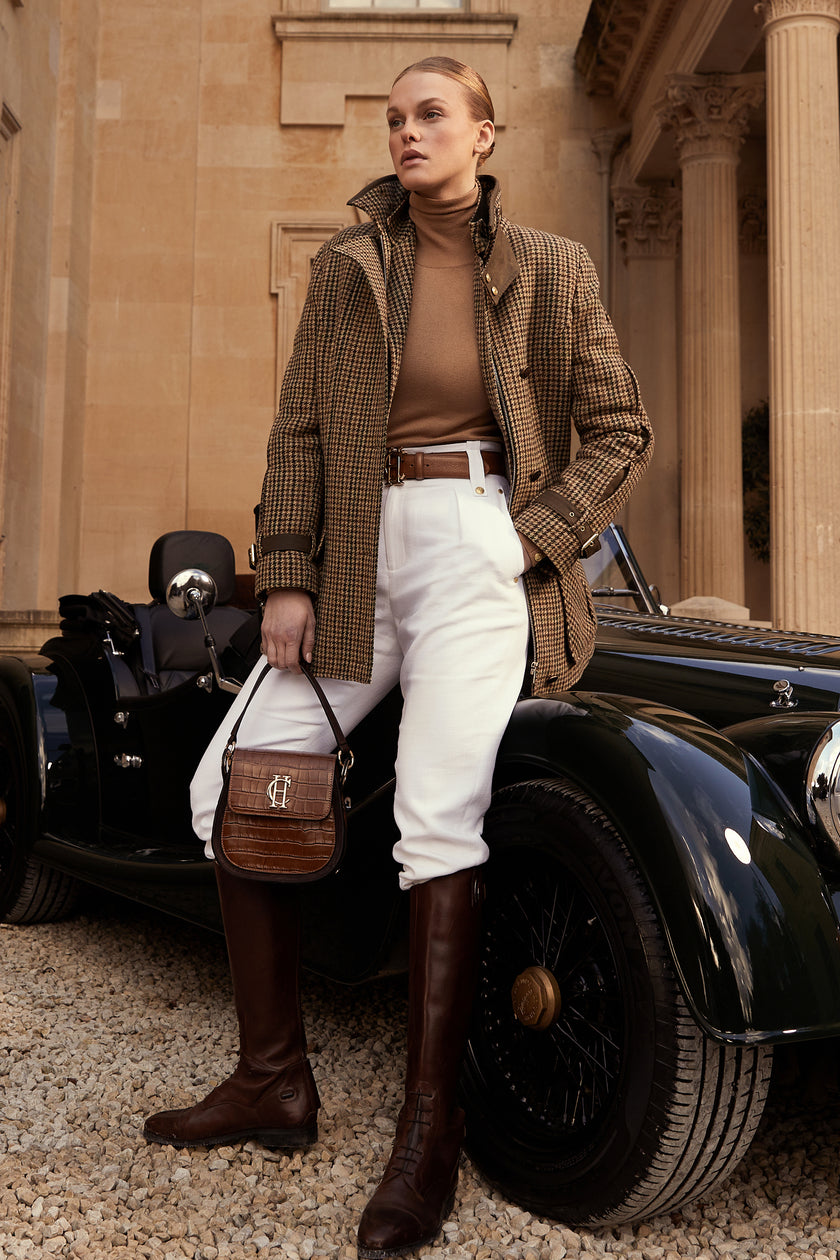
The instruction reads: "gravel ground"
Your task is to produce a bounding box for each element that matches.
[2,894,840,1260]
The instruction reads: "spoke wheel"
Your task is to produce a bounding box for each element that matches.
[461,779,772,1226]
[0,694,78,924]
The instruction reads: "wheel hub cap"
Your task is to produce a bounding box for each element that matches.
[511,965,562,1031]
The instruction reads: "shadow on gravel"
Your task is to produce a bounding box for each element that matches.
[6,887,840,1257]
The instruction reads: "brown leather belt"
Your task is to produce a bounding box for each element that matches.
[384,448,506,486]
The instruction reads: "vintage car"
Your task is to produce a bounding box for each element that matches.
[3,526,840,1227]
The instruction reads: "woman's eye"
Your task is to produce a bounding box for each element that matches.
[389,118,403,129]
[425,111,441,120]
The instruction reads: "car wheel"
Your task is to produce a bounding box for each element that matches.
[461,778,773,1226]
[0,700,79,924]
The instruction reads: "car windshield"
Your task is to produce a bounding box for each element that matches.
[582,525,661,615]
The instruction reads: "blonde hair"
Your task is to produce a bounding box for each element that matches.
[392,56,495,166]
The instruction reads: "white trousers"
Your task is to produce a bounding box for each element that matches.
[190,442,530,890]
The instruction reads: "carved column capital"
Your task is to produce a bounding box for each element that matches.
[657,73,766,163]
[613,185,682,259]
[755,0,840,28]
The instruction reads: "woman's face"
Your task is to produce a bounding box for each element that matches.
[386,71,493,200]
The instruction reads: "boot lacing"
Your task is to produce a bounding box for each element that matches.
[387,1089,434,1177]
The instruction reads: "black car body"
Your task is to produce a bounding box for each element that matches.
[3,526,840,1226]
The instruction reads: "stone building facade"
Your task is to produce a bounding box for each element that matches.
[1,0,838,646]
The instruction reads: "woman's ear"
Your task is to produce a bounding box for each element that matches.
[474,119,495,159]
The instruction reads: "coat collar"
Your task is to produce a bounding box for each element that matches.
[346,173,519,306]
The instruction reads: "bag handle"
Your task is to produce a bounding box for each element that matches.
[222,659,354,782]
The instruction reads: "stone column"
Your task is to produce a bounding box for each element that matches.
[757,0,840,634]
[657,74,764,607]
[611,184,682,601]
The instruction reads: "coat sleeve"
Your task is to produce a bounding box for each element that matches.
[512,243,654,574]
[253,251,326,602]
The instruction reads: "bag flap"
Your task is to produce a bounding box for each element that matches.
[227,749,336,821]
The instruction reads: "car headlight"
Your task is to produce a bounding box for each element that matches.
[807,719,840,850]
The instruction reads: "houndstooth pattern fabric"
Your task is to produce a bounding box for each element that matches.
[255,175,653,698]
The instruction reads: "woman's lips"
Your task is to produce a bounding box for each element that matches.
[402,152,424,165]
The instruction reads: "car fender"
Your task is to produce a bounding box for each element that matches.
[0,655,53,802]
[0,652,97,844]
[495,691,840,1045]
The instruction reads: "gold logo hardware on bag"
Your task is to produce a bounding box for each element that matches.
[211,660,353,883]
[266,774,292,809]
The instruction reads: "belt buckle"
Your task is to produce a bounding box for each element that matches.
[384,448,406,486]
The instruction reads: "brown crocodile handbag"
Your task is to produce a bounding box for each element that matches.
[211,660,353,882]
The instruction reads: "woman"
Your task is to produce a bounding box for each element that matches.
[144,57,653,1258]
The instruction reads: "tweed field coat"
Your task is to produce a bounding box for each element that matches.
[254,174,653,699]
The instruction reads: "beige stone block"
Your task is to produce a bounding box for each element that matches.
[97,5,200,79]
[197,123,282,169]
[86,351,191,407]
[200,43,250,86]
[189,356,275,410]
[96,79,122,120]
[191,256,266,308]
[203,10,265,44]
[189,426,270,566]
[94,151,196,201]
[199,78,283,127]
[121,75,200,126]
[79,513,185,604]
[191,305,273,360]
[93,203,194,259]
[0,612,62,655]
[95,118,198,162]
[89,252,194,303]
[196,165,282,207]
[88,300,192,357]
[82,405,191,595]
[85,403,187,477]
[189,444,266,509]
[193,209,272,261]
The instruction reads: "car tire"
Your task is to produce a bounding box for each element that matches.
[0,697,79,924]
[461,778,773,1226]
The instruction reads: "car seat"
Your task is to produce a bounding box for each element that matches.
[142,530,253,691]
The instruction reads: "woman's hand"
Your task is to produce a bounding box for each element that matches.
[517,531,535,573]
[260,589,316,673]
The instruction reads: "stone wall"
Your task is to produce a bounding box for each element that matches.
[4,0,615,614]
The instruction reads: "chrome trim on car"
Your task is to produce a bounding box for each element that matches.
[807,720,840,850]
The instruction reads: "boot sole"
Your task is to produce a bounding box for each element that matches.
[142,1122,318,1151]
[356,1188,457,1259]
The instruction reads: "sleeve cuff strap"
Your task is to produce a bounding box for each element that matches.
[260,532,313,557]
[536,490,602,558]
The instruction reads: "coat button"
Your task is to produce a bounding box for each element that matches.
[491,286,499,297]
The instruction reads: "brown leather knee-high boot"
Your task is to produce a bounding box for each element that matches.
[357,866,484,1259]
[143,866,319,1149]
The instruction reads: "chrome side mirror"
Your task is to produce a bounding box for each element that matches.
[166,568,218,619]
[165,567,241,694]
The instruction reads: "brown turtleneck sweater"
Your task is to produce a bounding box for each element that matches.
[386,188,501,449]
